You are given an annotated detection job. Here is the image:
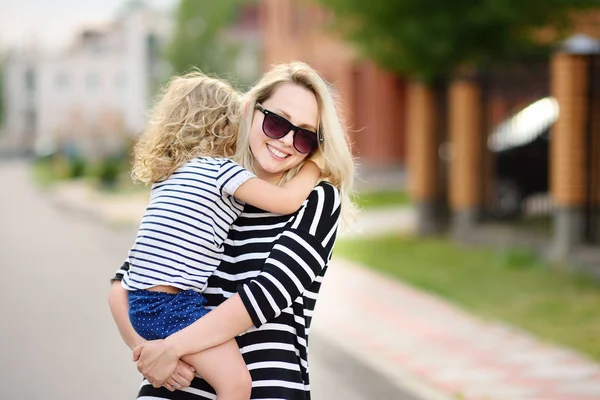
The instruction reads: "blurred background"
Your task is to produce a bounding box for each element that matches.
[1,1,600,399]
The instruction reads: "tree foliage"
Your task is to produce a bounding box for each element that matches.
[314,0,599,81]
[165,0,249,78]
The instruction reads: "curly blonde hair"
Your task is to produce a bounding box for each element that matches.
[132,72,241,183]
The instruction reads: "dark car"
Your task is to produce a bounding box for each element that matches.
[487,97,557,219]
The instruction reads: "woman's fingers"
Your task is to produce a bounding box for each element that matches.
[175,360,196,386]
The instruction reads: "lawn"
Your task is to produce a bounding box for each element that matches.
[352,190,411,209]
[335,234,600,361]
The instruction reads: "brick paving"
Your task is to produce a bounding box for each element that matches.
[315,259,600,400]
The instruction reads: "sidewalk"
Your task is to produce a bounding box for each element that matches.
[315,260,600,400]
[49,180,600,400]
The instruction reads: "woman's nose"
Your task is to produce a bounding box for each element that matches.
[279,130,295,147]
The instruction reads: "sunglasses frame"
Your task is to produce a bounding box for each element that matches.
[255,103,323,154]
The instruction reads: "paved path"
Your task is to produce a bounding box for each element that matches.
[317,260,600,400]
[0,160,422,399]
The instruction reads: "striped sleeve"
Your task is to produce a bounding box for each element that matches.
[110,261,129,282]
[238,182,341,328]
[216,159,256,196]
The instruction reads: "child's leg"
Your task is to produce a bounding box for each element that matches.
[164,338,251,400]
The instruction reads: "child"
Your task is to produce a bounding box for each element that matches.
[120,72,320,399]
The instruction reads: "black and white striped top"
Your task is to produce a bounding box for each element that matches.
[113,181,341,400]
[122,157,255,293]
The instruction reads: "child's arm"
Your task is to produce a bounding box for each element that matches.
[234,160,320,215]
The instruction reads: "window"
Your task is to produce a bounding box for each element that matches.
[56,72,69,89]
[86,73,100,91]
[25,68,35,92]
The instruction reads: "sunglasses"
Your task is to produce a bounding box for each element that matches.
[255,103,323,154]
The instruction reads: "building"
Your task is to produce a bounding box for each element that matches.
[1,3,172,157]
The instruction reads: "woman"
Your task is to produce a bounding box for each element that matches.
[109,61,355,399]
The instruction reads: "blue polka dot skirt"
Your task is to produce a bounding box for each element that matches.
[128,289,210,340]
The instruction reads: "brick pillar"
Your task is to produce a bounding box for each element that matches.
[448,77,482,232]
[550,53,589,257]
[406,80,441,235]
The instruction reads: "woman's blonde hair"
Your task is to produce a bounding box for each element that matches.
[132,71,241,183]
[235,62,356,227]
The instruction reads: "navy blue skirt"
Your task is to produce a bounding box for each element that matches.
[128,289,210,340]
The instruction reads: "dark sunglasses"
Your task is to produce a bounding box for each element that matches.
[255,103,323,154]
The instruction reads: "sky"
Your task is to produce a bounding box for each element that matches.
[0,0,177,51]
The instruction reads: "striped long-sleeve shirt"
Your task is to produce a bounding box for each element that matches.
[112,181,341,400]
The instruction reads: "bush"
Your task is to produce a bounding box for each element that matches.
[67,157,87,179]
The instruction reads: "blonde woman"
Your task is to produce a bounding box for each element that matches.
[116,72,321,400]
[109,62,355,400]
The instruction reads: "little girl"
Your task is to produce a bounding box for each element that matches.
[120,72,320,399]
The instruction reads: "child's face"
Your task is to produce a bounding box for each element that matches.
[249,82,318,184]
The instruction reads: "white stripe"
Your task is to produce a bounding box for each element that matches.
[263,272,292,306]
[223,233,282,246]
[221,251,271,264]
[272,244,317,280]
[294,315,306,326]
[231,221,288,231]
[297,336,307,348]
[254,280,279,317]
[247,361,301,371]
[304,290,317,300]
[242,286,266,325]
[265,258,303,294]
[258,322,296,334]
[212,267,261,281]
[253,380,306,390]
[240,342,297,354]
[291,198,308,229]
[309,186,325,235]
[203,287,235,297]
[322,217,339,247]
[283,230,326,268]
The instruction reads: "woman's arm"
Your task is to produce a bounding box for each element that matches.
[108,280,146,350]
[234,161,321,215]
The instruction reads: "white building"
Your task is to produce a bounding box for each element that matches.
[1,3,172,157]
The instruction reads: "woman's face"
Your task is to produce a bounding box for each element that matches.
[249,82,319,183]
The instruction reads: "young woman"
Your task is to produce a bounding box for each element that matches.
[109,61,355,399]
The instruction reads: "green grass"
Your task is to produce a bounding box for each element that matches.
[31,158,66,186]
[335,235,600,361]
[352,190,411,209]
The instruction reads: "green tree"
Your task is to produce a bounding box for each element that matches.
[166,0,251,79]
[314,0,598,81]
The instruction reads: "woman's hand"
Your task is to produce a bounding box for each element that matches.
[133,340,180,388]
[163,360,196,392]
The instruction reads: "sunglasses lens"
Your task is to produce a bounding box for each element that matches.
[294,130,318,154]
[263,114,290,139]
